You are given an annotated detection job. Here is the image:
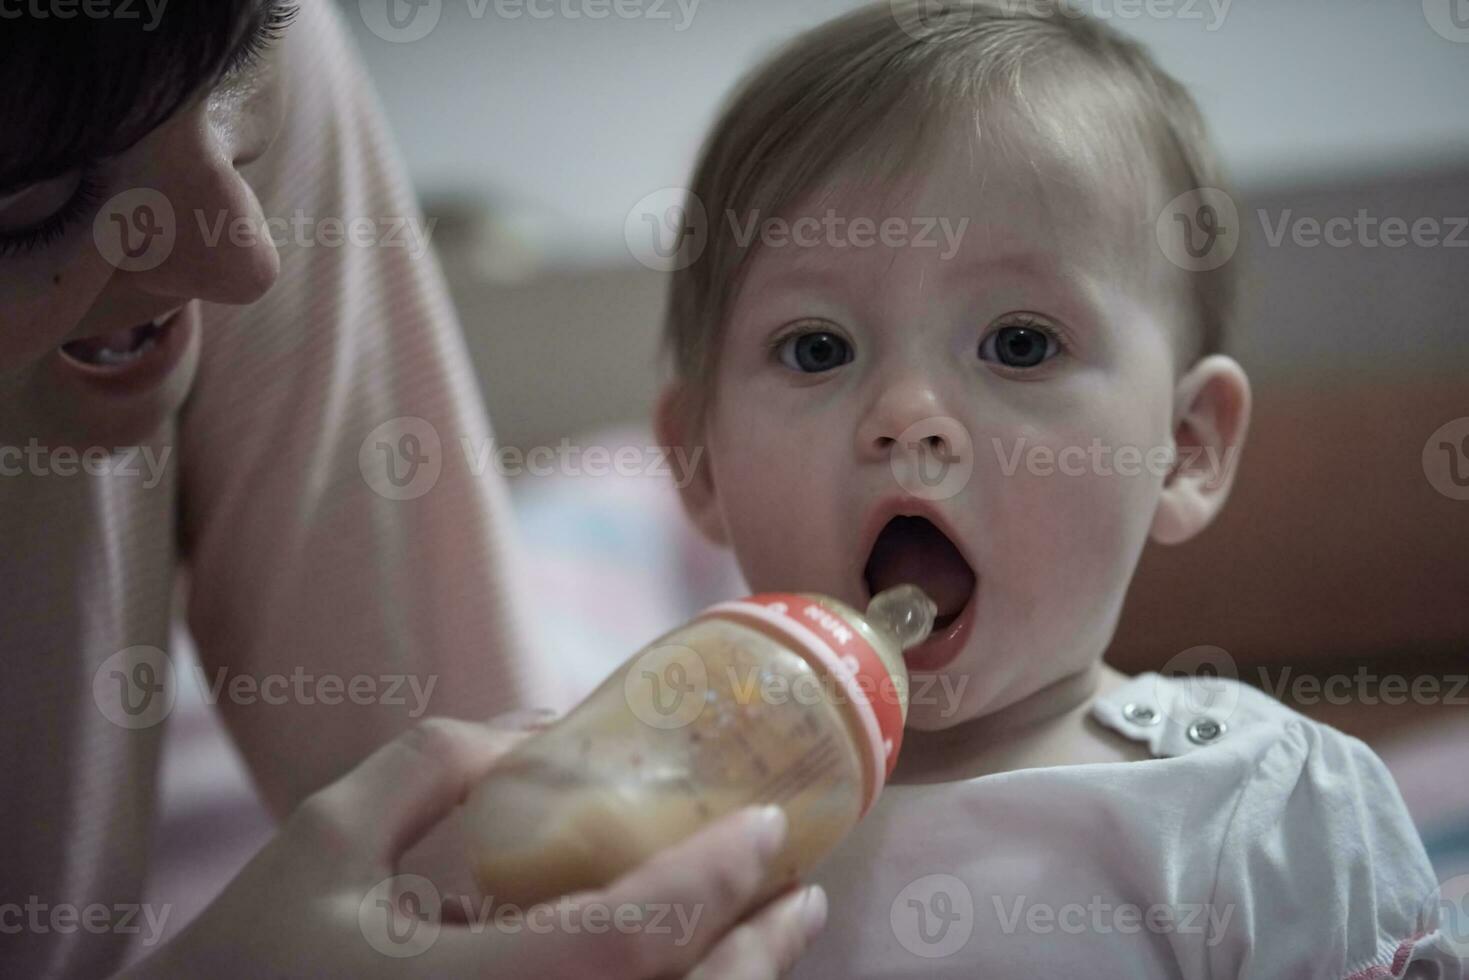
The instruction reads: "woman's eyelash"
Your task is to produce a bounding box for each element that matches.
[0,171,108,259]
[0,4,300,260]
[223,0,301,78]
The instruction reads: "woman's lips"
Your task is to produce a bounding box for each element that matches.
[54,305,195,397]
[61,310,178,368]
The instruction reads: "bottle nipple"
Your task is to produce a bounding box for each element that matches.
[865,584,937,651]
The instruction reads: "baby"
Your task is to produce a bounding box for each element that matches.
[651,2,1457,977]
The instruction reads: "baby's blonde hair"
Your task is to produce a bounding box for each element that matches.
[662,0,1236,428]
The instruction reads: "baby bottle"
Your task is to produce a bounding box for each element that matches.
[463,584,936,907]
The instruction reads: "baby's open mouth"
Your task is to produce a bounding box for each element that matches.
[863,515,976,630]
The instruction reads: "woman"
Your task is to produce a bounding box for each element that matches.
[0,2,825,976]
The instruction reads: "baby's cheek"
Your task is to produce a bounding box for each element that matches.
[988,432,1161,604]
[713,427,839,585]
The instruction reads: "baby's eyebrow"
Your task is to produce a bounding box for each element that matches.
[748,263,848,296]
[741,250,1081,315]
[942,251,1065,283]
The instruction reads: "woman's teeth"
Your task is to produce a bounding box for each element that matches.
[61,314,172,366]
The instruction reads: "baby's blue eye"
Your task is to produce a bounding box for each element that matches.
[979,325,1058,369]
[778,331,853,373]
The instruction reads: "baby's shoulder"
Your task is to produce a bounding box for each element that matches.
[1092,667,1322,763]
[1091,671,1449,979]
[1092,669,1423,850]
[1091,668,1408,791]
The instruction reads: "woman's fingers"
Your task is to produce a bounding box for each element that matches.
[356,798,823,979]
[686,883,828,980]
[484,706,559,732]
[301,716,537,865]
[563,805,795,978]
[306,736,822,979]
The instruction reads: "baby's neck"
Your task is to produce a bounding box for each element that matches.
[890,663,1148,785]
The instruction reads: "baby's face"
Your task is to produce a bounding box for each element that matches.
[691,120,1203,729]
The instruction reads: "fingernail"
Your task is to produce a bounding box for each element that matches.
[750,805,787,862]
[799,885,827,942]
[488,707,558,730]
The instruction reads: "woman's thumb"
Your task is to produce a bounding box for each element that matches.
[311,717,528,865]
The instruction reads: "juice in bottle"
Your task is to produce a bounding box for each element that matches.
[463,584,936,906]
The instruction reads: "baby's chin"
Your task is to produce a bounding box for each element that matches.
[900,652,1111,735]
[900,673,987,731]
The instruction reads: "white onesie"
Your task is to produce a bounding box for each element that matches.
[790,672,1463,979]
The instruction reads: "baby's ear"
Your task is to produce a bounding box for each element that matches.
[1150,354,1252,546]
[654,383,729,547]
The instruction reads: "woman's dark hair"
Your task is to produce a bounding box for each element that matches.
[0,0,269,191]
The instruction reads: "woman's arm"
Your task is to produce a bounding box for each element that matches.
[179,0,556,819]
[116,716,826,979]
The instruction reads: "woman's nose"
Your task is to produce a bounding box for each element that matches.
[112,86,285,307]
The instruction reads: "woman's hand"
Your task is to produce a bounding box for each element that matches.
[118,714,827,979]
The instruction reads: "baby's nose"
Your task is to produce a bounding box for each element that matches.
[862,410,975,502]
[880,425,949,457]
[857,378,965,458]
[868,423,977,498]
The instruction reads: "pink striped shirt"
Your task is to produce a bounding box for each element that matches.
[0,3,554,975]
